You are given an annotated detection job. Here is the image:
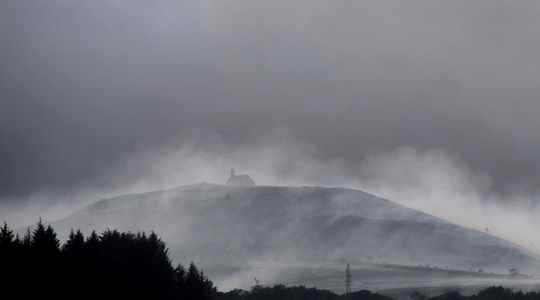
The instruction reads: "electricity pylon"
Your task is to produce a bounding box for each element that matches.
[345,263,351,296]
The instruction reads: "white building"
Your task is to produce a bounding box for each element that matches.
[226,169,255,186]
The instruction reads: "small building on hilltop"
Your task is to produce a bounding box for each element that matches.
[226,169,255,186]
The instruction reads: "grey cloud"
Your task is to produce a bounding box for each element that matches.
[1,0,540,204]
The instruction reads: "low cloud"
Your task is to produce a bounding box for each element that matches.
[4,133,539,254]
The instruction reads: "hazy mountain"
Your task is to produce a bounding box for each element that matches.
[50,183,540,290]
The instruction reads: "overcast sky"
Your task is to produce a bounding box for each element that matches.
[2,0,540,205]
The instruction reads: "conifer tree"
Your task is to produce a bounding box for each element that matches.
[0,220,216,300]
[63,229,85,254]
[31,220,60,255]
[0,222,14,249]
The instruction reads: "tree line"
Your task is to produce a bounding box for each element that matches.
[219,285,393,300]
[422,287,540,300]
[0,221,215,300]
[220,286,540,300]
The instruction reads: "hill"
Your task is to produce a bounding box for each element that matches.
[50,183,540,291]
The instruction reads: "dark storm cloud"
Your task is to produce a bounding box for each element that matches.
[2,0,540,203]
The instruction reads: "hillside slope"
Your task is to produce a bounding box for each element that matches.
[51,183,540,290]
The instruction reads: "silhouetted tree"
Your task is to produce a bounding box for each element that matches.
[0,222,16,285]
[31,220,60,255]
[63,229,85,254]
[178,262,217,300]
[0,220,216,300]
[175,263,188,291]
[0,222,14,248]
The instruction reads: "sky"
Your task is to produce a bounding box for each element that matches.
[1,0,540,217]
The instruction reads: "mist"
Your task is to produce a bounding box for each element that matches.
[93,138,540,254]
[2,128,540,258]
[19,134,536,291]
